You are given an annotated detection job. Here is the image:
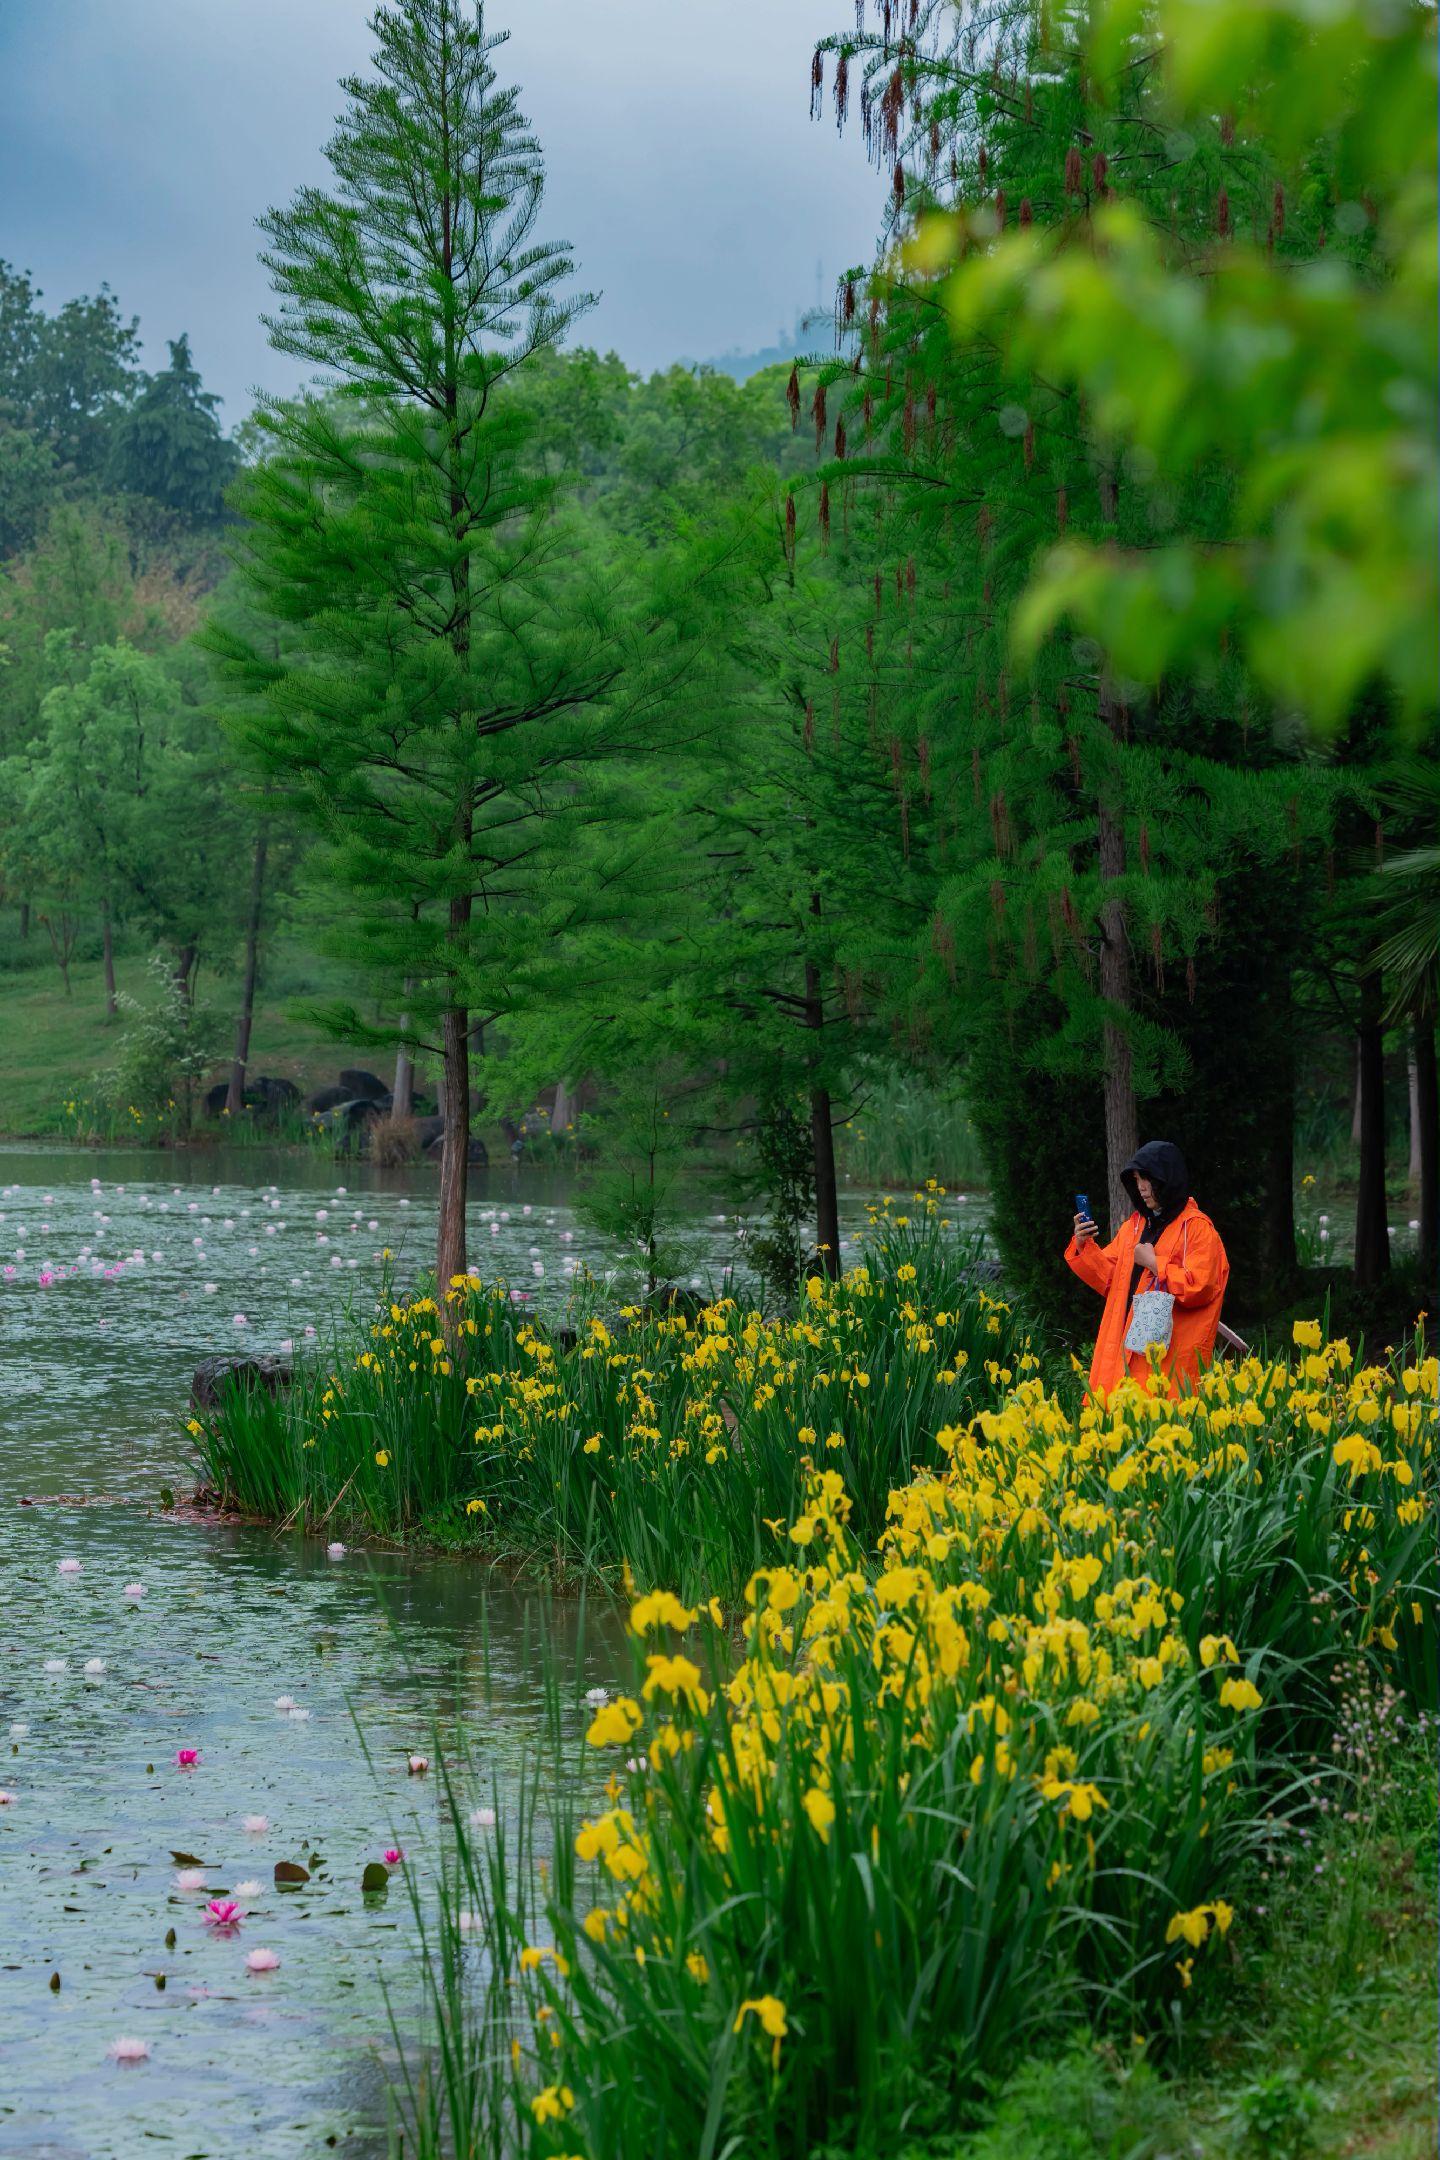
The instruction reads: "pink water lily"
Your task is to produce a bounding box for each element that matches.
[204,1899,243,1929]
[383,1847,404,1866]
[174,1747,201,1769]
[245,1946,281,1973]
[107,2036,150,2064]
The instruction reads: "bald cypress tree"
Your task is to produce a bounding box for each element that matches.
[788,0,1342,1283]
[215,0,629,1294]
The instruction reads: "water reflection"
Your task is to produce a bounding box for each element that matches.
[0,1504,623,2158]
[0,1144,980,2156]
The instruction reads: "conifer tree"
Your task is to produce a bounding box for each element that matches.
[216,0,645,1291]
[106,335,238,524]
[799,0,1341,1269]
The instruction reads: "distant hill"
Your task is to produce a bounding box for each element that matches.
[695,306,849,384]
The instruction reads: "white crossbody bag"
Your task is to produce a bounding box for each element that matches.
[1123,1219,1189,1356]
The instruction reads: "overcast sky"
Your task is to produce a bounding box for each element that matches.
[0,0,882,427]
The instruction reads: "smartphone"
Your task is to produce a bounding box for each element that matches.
[1075,1192,1094,1225]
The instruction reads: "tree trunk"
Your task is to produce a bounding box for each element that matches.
[437,1001,470,1295]
[18,900,29,941]
[804,946,841,1276]
[1408,1047,1422,1189]
[173,943,198,1011]
[392,1016,415,1121]
[226,829,268,1116]
[552,1078,574,1137]
[1097,801,1139,1234]
[1415,1013,1438,1296]
[811,1082,841,1276]
[43,913,73,996]
[434,160,474,1311]
[1353,968,1390,1285]
[101,900,117,1020]
[1351,1040,1363,1148]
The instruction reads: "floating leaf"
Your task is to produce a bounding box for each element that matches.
[274,1860,310,1889]
[361,1862,390,1894]
[170,1850,205,1868]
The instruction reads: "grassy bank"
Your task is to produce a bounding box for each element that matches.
[386,1321,1435,2159]
[921,1736,1438,2159]
[0,940,350,1138]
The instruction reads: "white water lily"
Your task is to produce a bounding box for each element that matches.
[242,1814,269,1835]
[468,1806,497,1830]
[234,1879,264,1899]
[123,1583,146,1601]
[43,1658,68,1674]
[173,1868,207,1892]
[584,1687,609,1706]
[273,1695,296,1711]
[83,1658,106,1676]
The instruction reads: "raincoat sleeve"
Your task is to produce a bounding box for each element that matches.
[1153,1216,1226,1307]
[1065,1225,1125,1296]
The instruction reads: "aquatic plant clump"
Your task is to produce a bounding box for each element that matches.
[191,1194,1036,1597]
[415,1327,1436,2160]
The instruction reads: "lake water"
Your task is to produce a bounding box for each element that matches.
[0,1145,955,2156]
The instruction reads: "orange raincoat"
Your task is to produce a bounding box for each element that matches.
[1066,1195,1229,1399]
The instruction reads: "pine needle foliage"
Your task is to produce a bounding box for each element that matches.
[212,0,657,1290]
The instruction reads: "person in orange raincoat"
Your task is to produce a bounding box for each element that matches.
[1065,1139,1229,1399]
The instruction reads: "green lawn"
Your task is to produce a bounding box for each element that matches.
[0,935,373,1137]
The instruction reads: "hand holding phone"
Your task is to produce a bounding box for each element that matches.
[1073,1192,1097,1246]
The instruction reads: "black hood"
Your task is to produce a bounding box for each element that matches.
[1121,1140,1189,1223]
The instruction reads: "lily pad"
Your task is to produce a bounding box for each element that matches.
[361,1862,390,1894]
[170,1850,205,1868]
[274,1860,311,1888]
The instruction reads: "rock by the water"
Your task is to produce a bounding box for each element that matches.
[191,1355,294,1412]
[339,1068,389,1102]
[414,1115,486,1165]
[253,1075,300,1109]
[317,1098,384,1150]
[205,1075,301,1119]
[306,1084,351,1114]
